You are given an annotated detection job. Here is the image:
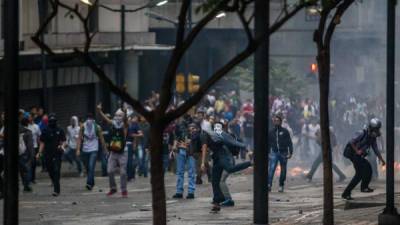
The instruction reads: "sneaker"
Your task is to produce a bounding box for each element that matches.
[304,174,312,182]
[210,204,221,213]
[361,187,374,193]
[220,199,235,207]
[86,184,93,191]
[23,186,33,192]
[52,192,60,197]
[121,191,128,198]
[341,193,353,200]
[278,186,284,193]
[172,193,183,199]
[186,193,195,199]
[106,189,117,197]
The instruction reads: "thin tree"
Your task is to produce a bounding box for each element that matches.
[32,0,315,224]
[313,0,355,224]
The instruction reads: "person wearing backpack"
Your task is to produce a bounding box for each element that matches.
[341,118,386,200]
[37,114,66,196]
[76,113,107,191]
[219,121,250,207]
[172,121,200,199]
[97,104,129,197]
[19,118,34,192]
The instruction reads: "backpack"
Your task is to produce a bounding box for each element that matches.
[227,133,241,157]
[19,133,27,155]
[109,127,125,153]
[343,129,367,159]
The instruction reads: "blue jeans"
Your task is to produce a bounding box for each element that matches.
[175,148,196,194]
[163,153,169,173]
[63,147,82,173]
[80,151,98,187]
[98,144,108,176]
[126,143,135,180]
[268,151,288,187]
[137,144,148,177]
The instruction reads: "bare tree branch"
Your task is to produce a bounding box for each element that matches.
[31,0,58,55]
[176,0,191,48]
[157,0,233,114]
[323,0,354,48]
[166,1,312,123]
[32,0,151,121]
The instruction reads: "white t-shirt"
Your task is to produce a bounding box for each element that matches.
[302,124,320,139]
[28,123,41,149]
[67,125,80,149]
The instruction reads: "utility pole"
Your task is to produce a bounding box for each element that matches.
[379,1,400,224]
[119,4,126,87]
[253,0,269,224]
[3,0,19,224]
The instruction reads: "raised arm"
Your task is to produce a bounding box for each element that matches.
[96,103,113,125]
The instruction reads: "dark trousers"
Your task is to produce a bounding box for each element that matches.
[308,150,346,179]
[19,152,31,189]
[0,154,4,194]
[45,154,62,194]
[212,151,251,204]
[343,155,372,196]
[31,148,39,182]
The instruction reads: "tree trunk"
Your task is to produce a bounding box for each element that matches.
[149,124,167,225]
[317,50,334,225]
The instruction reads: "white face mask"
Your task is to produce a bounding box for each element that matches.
[214,124,223,135]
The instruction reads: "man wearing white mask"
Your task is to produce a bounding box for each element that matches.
[97,104,130,198]
[200,121,250,213]
[77,113,107,191]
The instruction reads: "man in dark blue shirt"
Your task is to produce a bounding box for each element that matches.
[342,118,386,200]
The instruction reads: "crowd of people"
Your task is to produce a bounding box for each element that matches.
[0,88,394,211]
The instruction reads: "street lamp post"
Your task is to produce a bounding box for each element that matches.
[80,0,168,87]
[379,1,400,224]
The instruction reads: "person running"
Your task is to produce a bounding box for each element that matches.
[37,114,66,196]
[268,113,293,193]
[65,116,83,176]
[97,104,129,197]
[76,113,107,191]
[341,118,386,200]
[304,126,346,182]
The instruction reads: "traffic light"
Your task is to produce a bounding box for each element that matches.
[188,73,200,94]
[176,73,185,94]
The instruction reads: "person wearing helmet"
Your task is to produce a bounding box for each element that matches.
[341,118,386,200]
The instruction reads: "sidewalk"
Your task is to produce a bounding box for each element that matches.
[1,167,399,225]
